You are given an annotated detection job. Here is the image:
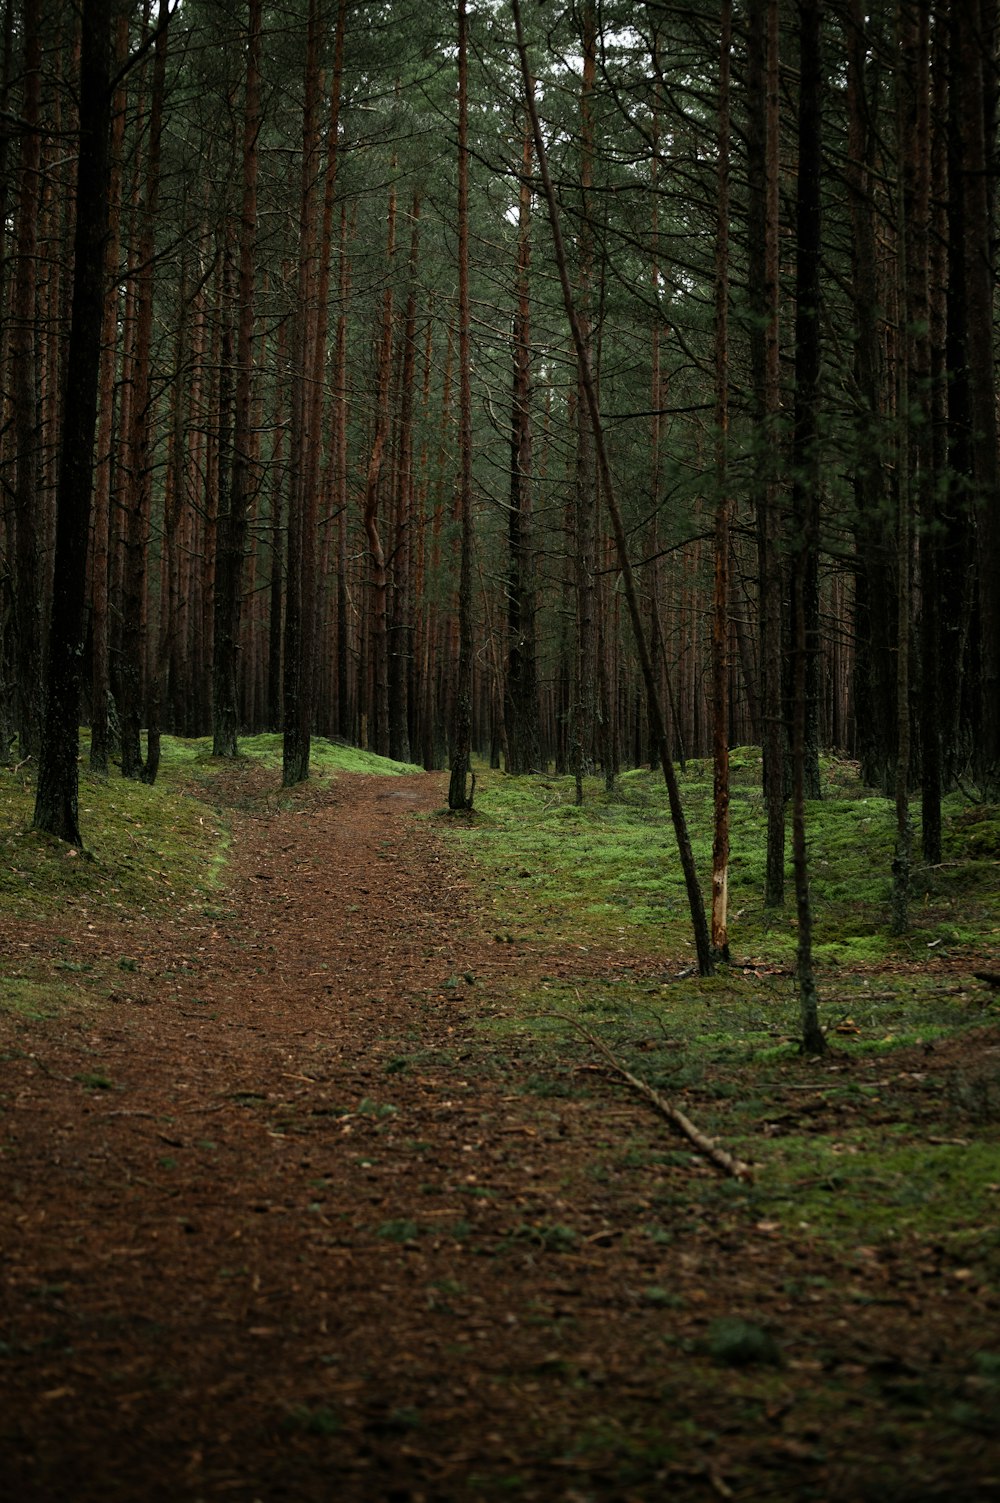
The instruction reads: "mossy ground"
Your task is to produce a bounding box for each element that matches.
[445,754,1000,1276]
[453,750,1000,968]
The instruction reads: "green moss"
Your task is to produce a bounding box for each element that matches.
[757,1134,1000,1247]
[447,759,1000,974]
[0,977,89,1020]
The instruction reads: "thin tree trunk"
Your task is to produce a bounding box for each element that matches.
[790,0,825,1052]
[711,0,733,962]
[505,112,540,775]
[748,0,785,905]
[512,0,713,976]
[448,0,475,811]
[89,6,129,772]
[571,2,597,806]
[213,0,262,758]
[282,0,322,787]
[362,179,397,759]
[120,0,168,781]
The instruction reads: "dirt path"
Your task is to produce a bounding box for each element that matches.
[2,772,998,1501]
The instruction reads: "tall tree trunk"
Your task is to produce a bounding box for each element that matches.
[12,0,43,762]
[957,0,1000,790]
[213,0,262,759]
[711,0,733,962]
[120,0,168,782]
[89,6,129,773]
[33,0,112,844]
[922,2,950,862]
[362,179,397,759]
[282,0,322,786]
[748,0,785,905]
[448,0,475,811]
[571,1,597,806]
[790,0,825,1052]
[335,206,352,740]
[504,113,540,775]
[389,194,420,764]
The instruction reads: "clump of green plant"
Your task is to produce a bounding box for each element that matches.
[282,1404,341,1436]
[707,1317,783,1368]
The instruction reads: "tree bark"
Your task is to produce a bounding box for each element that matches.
[748,0,785,906]
[448,0,475,810]
[11,0,43,762]
[504,113,541,775]
[790,0,825,1052]
[711,0,733,962]
[213,0,262,759]
[33,0,113,844]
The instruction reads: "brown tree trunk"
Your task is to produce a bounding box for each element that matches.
[790,0,825,1051]
[504,113,540,776]
[120,0,168,782]
[448,0,475,810]
[282,0,322,786]
[711,0,733,962]
[571,2,597,805]
[213,0,262,758]
[362,179,397,759]
[748,0,785,905]
[88,6,129,773]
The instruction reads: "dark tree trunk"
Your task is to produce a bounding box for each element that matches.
[89,6,129,774]
[213,0,262,759]
[571,2,597,806]
[283,0,322,787]
[448,0,475,811]
[504,115,541,776]
[748,0,785,905]
[12,0,43,763]
[711,0,733,962]
[33,0,112,844]
[790,0,825,1052]
[120,0,168,782]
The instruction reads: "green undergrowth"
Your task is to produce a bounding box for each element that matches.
[449,757,1000,1266]
[0,731,419,927]
[453,753,1000,971]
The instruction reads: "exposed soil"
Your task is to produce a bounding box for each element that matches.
[2,769,999,1501]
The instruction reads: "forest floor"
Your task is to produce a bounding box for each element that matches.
[2,762,1000,1502]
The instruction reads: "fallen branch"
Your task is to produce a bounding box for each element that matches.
[548,1008,754,1182]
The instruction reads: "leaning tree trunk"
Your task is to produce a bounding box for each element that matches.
[512,0,713,976]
